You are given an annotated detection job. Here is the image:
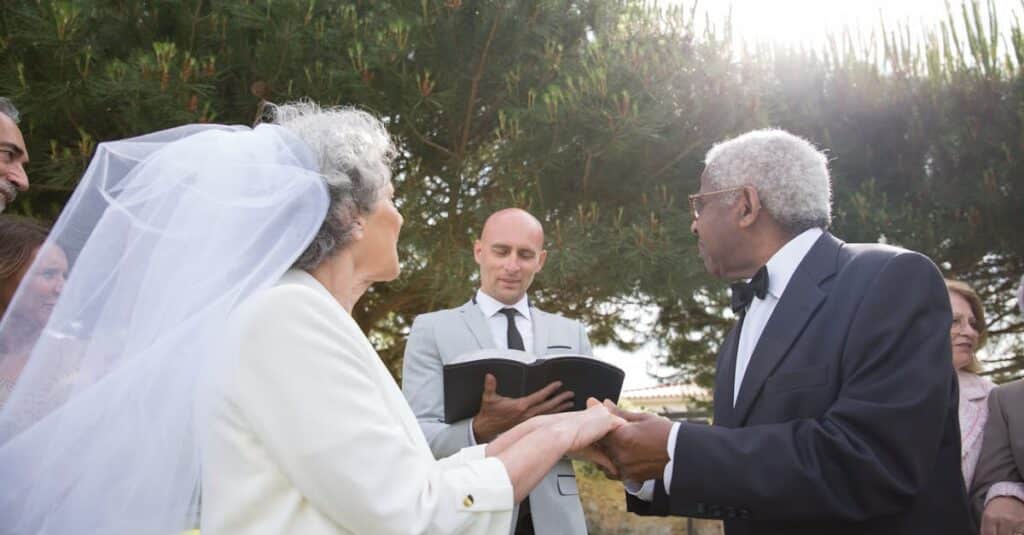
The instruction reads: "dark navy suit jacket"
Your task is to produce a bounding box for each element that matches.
[628,232,971,535]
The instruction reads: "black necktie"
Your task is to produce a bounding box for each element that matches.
[498,308,525,351]
[497,307,532,533]
[730,266,769,315]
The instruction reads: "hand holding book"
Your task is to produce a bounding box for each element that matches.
[472,373,574,443]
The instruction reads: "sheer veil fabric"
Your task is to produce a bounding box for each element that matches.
[0,124,329,534]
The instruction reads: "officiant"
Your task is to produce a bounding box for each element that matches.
[402,208,594,535]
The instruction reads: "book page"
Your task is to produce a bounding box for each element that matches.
[447,348,539,365]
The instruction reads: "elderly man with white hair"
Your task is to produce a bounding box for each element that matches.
[0,97,29,213]
[600,129,971,534]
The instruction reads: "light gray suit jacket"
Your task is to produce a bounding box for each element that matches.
[402,298,593,535]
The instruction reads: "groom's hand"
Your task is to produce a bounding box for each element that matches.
[472,374,574,443]
[601,401,673,482]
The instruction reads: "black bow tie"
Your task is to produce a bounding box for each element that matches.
[730,266,769,315]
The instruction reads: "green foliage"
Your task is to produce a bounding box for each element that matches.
[757,0,1024,378]
[1,0,1021,383]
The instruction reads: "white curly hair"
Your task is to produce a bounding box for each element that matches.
[703,129,832,233]
[266,101,397,269]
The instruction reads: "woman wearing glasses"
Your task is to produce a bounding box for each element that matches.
[945,279,996,491]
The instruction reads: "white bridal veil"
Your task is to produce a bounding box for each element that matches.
[0,123,329,534]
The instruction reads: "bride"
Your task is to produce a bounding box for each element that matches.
[0,102,622,534]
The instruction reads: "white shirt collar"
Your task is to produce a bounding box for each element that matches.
[762,228,824,300]
[475,289,531,320]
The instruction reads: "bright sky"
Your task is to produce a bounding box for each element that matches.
[678,0,1020,50]
[592,305,684,390]
[598,341,673,390]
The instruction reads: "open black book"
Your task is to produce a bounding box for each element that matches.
[442,354,625,423]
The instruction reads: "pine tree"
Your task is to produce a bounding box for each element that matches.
[2,0,1021,384]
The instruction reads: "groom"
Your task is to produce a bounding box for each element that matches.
[602,129,971,534]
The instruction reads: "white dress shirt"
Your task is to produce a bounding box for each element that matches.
[733,228,823,404]
[464,290,536,447]
[475,290,534,353]
[630,228,823,500]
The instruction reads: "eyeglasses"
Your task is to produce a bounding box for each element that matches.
[950,314,979,334]
[687,186,746,219]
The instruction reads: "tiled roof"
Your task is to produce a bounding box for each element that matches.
[620,382,708,400]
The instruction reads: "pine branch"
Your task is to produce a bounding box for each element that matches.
[457,7,501,158]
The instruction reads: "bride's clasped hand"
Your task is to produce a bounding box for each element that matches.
[482,397,626,499]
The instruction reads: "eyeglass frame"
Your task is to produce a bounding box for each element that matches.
[687,186,747,219]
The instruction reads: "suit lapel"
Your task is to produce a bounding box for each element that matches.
[531,307,549,355]
[458,300,497,350]
[714,320,743,427]
[732,233,841,426]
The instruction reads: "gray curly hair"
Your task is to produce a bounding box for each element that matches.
[0,97,20,123]
[267,101,397,270]
[703,129,831,233]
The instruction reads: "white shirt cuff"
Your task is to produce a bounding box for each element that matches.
[624,479,656,501]
[459,444,488,460]
[663,422,680,492]
[467,417,478,446]
[985,481,1024,506]
[623,422,681,503]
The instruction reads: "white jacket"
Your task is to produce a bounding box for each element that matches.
[200,270,514,535]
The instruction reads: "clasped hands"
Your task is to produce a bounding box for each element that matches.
[472,374,674,481]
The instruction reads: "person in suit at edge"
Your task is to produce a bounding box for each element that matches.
[599,129,970,534]
[403,208,594,535]
[969,274,1024,535]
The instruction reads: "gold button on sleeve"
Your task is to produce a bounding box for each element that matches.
[462,494,474,507]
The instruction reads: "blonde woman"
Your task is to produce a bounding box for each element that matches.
[947,279,996,490]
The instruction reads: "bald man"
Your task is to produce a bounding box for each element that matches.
[402,208,593,535]
[0,98,29,213]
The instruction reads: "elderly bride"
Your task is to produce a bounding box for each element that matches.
[0,103,621,535]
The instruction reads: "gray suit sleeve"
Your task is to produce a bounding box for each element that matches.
[401,314,476,459]
[969,385,1024,521]
[577,320,593,356]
